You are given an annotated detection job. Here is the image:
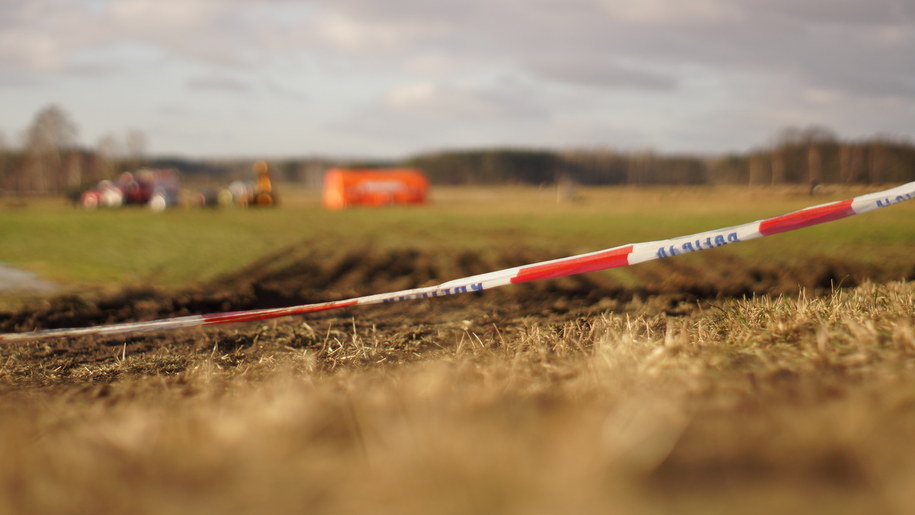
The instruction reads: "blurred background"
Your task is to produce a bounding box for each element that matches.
[1,0,914,197]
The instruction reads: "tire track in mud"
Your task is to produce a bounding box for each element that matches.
[2,244,911,335]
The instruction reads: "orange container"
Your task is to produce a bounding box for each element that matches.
[323,168,429,209]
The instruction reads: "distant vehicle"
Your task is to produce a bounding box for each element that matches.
[323,168,428,209]
[174,161,278,210]
[249,160,275,207]
[80,169,180,211]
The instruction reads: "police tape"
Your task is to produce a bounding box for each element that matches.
[1,182,913,343]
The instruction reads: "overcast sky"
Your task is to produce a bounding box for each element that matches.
[1,0,913,158]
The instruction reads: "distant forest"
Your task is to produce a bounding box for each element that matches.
[1,105,913,195]
[403,127,915,186]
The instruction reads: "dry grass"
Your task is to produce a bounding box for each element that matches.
[1,280,913,514]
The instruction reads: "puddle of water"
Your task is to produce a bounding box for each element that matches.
[0,263,59,292]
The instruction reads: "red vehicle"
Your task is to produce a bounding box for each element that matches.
[80,169,180,211]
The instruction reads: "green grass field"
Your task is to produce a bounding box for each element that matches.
[2,184,913,292]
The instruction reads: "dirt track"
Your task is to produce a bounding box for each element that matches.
[4,244,912,330]
[2,244,914,515]
[1,244,911,384]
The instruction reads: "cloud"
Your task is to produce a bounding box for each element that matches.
[311,0,914,101]
[0,1,94,72]
[325,76,553,153]
[263,80,308,102]
[108,0,219,26]
[382,79,546,120]
[599,0,740,24]
[529,58,677,91]
[186,75,252,93]
[313,12,408,52]
[157,104,192,117]
[3,0,912,100]
[742,0,915,26]
[1,0,913,155]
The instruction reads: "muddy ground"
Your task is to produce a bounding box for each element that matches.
[2,245,914,515]
[1,244,912,383]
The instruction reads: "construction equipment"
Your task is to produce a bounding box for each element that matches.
[250,160,275,206]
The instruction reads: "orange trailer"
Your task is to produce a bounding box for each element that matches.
[322,168,429,209]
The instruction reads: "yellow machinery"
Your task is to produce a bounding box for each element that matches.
[251,160,274,206]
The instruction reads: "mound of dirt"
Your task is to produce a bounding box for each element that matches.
[2,245,911,335]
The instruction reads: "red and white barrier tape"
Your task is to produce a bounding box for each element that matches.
[2,182,913,343]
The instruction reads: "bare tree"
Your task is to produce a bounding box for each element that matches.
[771,148,785,185]
[749,153,769,185]
[800,125,837,144]
[23,104,79,194]
[0,130,7,192]
[64,151,86,192]
[839,145,852,183]
[807,144,822,187]
[95,132,122,180]
[868,142,886,184]
[773,126,801,146]
[125,128,147,170]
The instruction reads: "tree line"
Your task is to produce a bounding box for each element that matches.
[406,128,915,187]
[0,104,147,196]
[1,105,913,196]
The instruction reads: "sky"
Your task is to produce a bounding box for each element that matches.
[1,0,913,158]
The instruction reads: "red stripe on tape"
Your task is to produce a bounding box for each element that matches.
[510,245,633,284]
[202,300,359,326]
[758,199,855,236]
